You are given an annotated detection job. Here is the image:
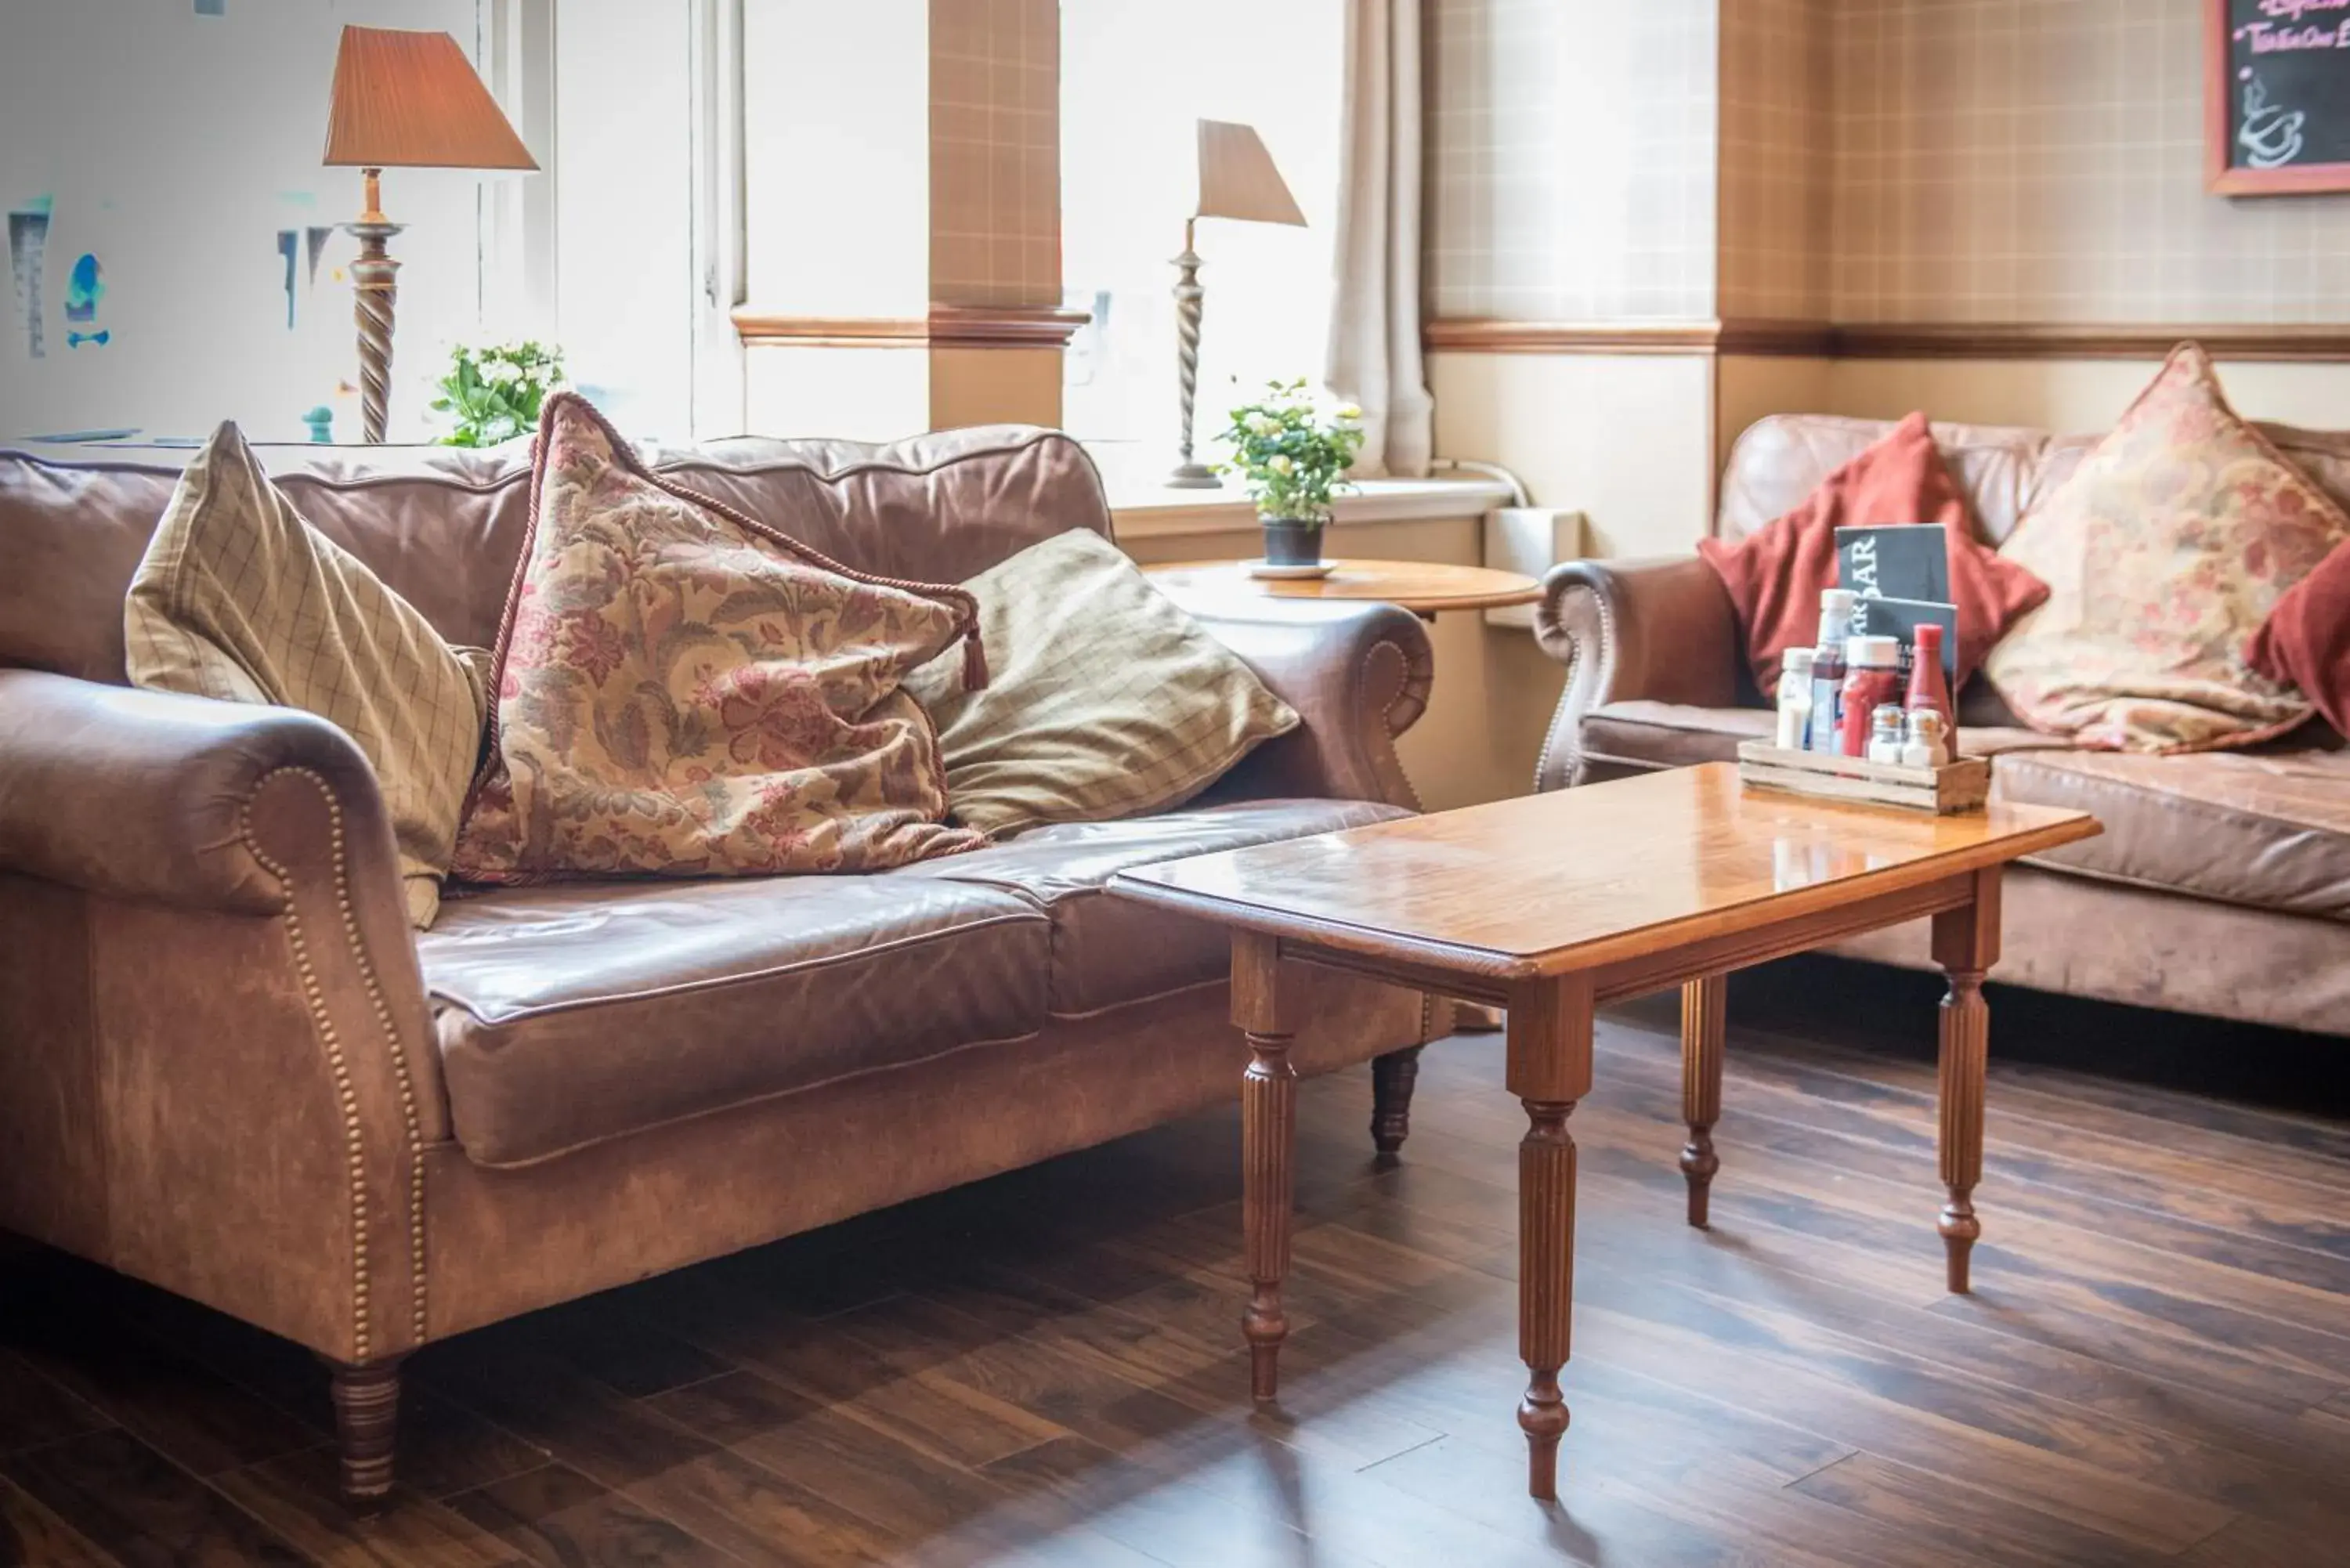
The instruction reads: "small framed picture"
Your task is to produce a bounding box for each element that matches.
[2207,0,2350,194]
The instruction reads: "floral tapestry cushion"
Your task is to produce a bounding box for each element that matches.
[125,421,487,929]
[904,529,1299,837]
[1981,343,2350,753]
[452,393,988,882]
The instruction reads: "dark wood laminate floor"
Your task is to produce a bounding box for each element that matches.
[4,963,2347,1567]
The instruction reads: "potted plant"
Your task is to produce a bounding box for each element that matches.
[1217,379,1365,569]
[431,339,566,447]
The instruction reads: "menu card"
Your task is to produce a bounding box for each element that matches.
[1837,525,1958,681]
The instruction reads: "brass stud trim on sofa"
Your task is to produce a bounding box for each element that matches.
[238,766,427,1358]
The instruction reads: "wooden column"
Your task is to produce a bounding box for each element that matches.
[1931,867,2001,1293]
[1679,973,1726,1227]
[1233,931,1297,1401]
[1506,973,1594,1501]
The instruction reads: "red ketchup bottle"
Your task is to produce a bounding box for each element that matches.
[1905,622,1954,735]
[1838,635,1903,757]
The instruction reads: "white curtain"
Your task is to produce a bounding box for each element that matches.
[1325,0,1433,478]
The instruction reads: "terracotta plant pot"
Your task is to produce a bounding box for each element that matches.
[1261,517,1324,567]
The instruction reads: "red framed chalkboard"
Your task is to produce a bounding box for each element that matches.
[2209,2,2350,193]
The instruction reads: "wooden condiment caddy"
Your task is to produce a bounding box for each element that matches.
[1736,740,1988,815]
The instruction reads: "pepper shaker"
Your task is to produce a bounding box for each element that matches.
[1901,707,1951,769]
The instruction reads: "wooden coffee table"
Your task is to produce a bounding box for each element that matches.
[1109,763,2099,1501]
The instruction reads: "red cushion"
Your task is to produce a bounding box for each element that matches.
[1698,412,2050,693]
[2248,538,2350,737]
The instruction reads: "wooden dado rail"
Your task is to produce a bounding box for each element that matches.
[732,305,1090,350]
[1423,319,2350,363]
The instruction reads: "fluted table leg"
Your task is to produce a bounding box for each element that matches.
[1233,931,1296,1400]
[1509,975,1594,1501]
[1932,869,2001,1294]
[1679,974,1726,1227]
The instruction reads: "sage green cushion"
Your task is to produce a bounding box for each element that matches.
[906,529,1298,836]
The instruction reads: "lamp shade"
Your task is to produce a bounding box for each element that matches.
[322,26,537,171]
[1194,120,1304,226]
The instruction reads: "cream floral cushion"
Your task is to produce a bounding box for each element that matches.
[1982,344,2350,753]
[125,421,487,929]
[905,529,1299,837]
[452,394,987,881]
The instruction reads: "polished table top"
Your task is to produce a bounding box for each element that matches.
[1112,764,2101,981]
[1144,558,1542,614]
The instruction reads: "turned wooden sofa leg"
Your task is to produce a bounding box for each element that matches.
[324,1355,405,1507]
[1371,1045,1425,1156]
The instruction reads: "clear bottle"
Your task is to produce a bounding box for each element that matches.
[1806,589,1858,753]
[1776,648,1816,750]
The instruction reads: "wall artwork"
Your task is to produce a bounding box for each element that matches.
[194,0,226,14]
[277,229,300,327]
[65,253,107,349]
[8,200,52,360]
[276,224,342,329]
[2208,0,2350,194]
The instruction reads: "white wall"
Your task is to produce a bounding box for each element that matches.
[0,0,487,444]
[1430,351,1716,558]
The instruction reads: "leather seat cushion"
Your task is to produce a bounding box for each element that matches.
[901,799,1411,1014]
[1579,700,2069,773]
[1994,744,2350,923]
[421,876,1050,1165]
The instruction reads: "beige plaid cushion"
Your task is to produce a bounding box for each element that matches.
[124,421,487,928]
[906,529,1298,837]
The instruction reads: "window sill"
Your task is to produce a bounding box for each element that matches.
[1104,475,1515,540]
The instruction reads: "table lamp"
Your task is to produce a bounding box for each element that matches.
[1170,120,1306,488]
[323,26,538,443]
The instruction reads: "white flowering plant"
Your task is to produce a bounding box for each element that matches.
[432,340,566,447]
[1215,379,1365,524]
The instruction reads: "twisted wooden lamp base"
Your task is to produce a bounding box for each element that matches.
[348,168,403,446]
[1169,217,1219,489]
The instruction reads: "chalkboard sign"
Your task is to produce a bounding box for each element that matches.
[2208,2,2350,194]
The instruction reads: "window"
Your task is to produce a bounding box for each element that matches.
[487,0,739,443]
[0,0,487,443]
[1058,0,1345,483]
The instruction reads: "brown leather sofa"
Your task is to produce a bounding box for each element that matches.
[1534,412,2350,1039]
[0,426,1436,1501]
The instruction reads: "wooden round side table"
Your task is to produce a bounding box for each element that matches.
[1145,557,1537,1041]
[1143,558,1542,619]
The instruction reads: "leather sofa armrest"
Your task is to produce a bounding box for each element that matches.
[0,669,449,1363]
[1186,598,1435,810]
[1531,556,1742,792]
[0,668,407,918]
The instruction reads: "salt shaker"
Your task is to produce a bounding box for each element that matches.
[1901,707,1951,768]
[1866,704,1907,764]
